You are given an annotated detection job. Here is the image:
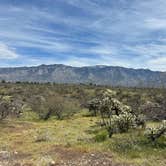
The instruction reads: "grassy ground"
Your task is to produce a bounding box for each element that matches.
[0,110,165,166]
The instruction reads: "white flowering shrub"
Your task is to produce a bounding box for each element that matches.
[88,89,147,138]
[145,120,166,142]
[109,112,136,134]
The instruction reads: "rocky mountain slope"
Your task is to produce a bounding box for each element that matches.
[0,64,166,87]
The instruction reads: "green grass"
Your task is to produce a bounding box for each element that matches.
[0,110,165,165]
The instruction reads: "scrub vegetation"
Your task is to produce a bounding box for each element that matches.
[0,82,165,166]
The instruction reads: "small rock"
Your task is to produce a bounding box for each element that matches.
[49,160,56,166]
[14,151,18,155]
[0,151,10,160]
[103,162,106,165]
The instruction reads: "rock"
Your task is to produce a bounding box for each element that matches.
[14,151,18,155]
[0,151,10,160]
[49,160,56,166]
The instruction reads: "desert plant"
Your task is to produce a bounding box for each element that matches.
[88,89,139,137]
[109,112,136,134]
[34,129,52,142]
[29,94,65,120]
[94,130,108,142]
[0,98,10,120]
[145,120,166,142]
[45,95,66,120]
[135,114,146,128]
[87,98,101,116]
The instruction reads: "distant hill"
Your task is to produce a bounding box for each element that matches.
[0,64,166,87]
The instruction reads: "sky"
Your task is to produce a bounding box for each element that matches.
[0,0,166,71]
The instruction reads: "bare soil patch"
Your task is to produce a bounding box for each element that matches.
[0,146,131,166]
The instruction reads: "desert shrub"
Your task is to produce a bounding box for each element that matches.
[20,108,39,121]
[88,89,140,137]
[94,130,108,142]
[48,96,64,120]
[0,98,10,120]
[135,114,146,128]
[61,101,80,119]
[145,120,166,142]
[39,108,53,121]
[29,95,64,120]
[46,98,79,120]
[34,129,52,142]
[87,98,101,116]
[0,96,14,118]
[108,112,136,134]
[140,101,163,121]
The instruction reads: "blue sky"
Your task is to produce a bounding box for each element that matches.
[0,0,166,71]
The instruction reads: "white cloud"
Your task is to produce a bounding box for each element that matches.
[0,43,19,59]
[88,46,114,55]
[147,57,166,71]
[149,57,166,65]
[144,18,166,30]
[125,44,166,58]
[1,0,166,71]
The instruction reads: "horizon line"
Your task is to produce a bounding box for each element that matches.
[0,63,165,73]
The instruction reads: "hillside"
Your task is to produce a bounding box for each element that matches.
[0,64,166,87]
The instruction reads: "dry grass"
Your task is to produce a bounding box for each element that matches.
[0,110,165,165]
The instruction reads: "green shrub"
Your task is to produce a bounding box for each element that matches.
[20,109,39,121]
[94,130,108,142]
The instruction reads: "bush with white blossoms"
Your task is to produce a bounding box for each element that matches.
[88,89,149,138]
[108,112,136,135]
[145,120,166,142]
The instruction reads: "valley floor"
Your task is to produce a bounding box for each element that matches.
[0,111,165,166]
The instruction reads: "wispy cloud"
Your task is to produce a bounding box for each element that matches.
[0,0,166,71]
[144,18,166,30]
[0,43,19,59]
[124,44,166,58]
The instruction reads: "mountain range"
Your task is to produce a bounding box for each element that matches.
[0,64,165,87]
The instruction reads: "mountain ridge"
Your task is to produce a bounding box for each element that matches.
[0,64,164,73]
[0,64,166,87]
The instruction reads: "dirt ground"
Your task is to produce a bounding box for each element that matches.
[0,146,130,166]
